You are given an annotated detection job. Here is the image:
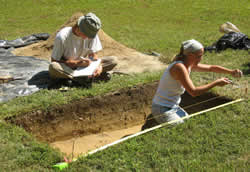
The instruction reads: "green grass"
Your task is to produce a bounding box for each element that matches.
[69,101,249,171]
[0,123,62,171]
[0,71,162,118]
[0,0,249,171]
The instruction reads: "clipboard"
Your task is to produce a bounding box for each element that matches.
[73,59,101,77]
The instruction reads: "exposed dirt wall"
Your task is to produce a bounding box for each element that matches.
[11,82,158,143]
[8,81,232,144]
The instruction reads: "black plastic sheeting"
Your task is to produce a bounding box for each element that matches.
[205,32,250,53]
[0,33,49,49]
[0,34,50,103]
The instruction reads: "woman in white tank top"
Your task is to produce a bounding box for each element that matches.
[152,39,243,124]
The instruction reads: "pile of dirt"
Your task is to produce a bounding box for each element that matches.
[13,12,166,74]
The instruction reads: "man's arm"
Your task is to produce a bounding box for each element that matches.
[52,57,91,69]
[51,32,91,69]
[88,34,102,60]
[87,52,103,76]
[88,52,99,60]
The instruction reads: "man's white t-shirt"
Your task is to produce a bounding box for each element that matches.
[51,27,102,61]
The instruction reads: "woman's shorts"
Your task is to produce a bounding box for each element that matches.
[151,103,189,124]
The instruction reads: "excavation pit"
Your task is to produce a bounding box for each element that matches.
[8,81,233,156]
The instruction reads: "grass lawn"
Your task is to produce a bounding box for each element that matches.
[0,0,249,171]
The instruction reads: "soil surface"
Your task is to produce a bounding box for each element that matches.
[51,125,142,156]
[8,82,232,156]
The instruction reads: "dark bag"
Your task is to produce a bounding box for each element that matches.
[205,32,250,52]
[216,32,250,51]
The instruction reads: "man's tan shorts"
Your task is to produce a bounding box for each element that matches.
[49,56,118,79]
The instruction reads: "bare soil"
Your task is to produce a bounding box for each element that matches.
[10,82,158,143]
[51,125,142,156]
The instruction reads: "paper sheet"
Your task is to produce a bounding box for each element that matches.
[73,59,101,77]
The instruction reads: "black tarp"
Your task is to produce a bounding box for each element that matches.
[0,34,50,103]
[0,33,49,49]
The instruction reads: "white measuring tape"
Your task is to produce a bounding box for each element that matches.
[86,98,244,155]
[53,98,244,170]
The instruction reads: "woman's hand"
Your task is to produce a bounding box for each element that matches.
[231,69,243,78]
[215,77,232,87]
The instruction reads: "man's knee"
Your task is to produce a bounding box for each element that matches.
[49,62,72,79]
[101,56,118,72]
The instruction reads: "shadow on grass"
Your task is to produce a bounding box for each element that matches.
[242,62,250,75]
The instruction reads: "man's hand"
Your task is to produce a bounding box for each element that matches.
[78,58,91,67]
[59,57,91,69]
[93,65,103,77]
[88,53,99,61]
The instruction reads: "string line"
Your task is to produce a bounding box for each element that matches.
[145,95,237,122]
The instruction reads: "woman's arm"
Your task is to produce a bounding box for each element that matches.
[192,64,243,77]
[171,63,232,97]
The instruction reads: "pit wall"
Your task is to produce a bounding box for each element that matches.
[9,81,231,143]
[10,82,158,142]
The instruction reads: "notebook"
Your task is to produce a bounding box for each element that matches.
[73,59,101,77]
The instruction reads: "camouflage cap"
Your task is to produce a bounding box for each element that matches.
[78,12,101,38]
